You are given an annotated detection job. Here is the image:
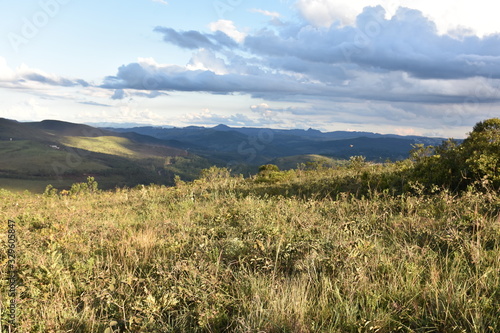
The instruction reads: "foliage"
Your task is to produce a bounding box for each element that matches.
[258,164,280,173]
[409,118,500,191]
[348,155,366,169]
[69,176,99,195]
[43,184,58,197]
[462,118,500,185]
[409,140,466,191]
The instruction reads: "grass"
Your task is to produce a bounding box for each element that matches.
[0,164,499,332]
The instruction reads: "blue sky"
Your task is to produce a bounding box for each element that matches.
[1,0,500,138]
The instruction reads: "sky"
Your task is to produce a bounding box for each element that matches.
[1,0,500,138]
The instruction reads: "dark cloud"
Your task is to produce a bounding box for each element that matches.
[100,6,500,109]
[244,6,500,80]
[79,101,112,107]
[22,72,89,87]
[111,89,126,100]
[154,27,238,50]
[101,61,313,96]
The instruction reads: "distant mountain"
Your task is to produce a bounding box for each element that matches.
[0,119,452,192]
[107,124,448,163]
[86,122,174,129]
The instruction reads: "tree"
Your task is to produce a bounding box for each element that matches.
[409,140,465,191]
[462,118,500,185]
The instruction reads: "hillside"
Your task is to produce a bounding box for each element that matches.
[0,161,498,332]
[0,119,199,192]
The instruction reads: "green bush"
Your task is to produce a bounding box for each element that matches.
[409,118,500,191]
[69,176,99,195]
[462,118,500,186]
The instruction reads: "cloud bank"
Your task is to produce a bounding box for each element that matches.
[101,6,500,106]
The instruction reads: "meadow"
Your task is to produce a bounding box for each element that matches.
[0,160,499,332]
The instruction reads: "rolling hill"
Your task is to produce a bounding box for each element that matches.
[0,118,204,192]
[1,118,450,192]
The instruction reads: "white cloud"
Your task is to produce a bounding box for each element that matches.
[187,49,229,75]
[0,57,15,81]
[295,0,500,37]
[209,20,246,43]
[181,108,258,127]
[151,0,168,5]
[251,9,281,18]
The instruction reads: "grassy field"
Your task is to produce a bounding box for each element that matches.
[0,163,499,332]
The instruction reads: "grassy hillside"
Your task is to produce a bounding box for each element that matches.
[0,119,207,192]
[0,163,498,332]
[0,140,110,175]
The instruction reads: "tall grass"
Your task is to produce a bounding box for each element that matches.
[0,165,499,332]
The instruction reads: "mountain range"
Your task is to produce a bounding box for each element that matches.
[105,123,447,164]
[0,118,448,192]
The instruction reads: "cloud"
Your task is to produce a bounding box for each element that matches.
[97,6,500,135]
[295,0,500,37]
[78,101,112,107]
[154,26,239,50]
[181,108,260,127]
[251,9,281,18]
[0,58,89,89]
[151,0,168,4]
[112,89,126,100]
[101,58,315,97]
[244,6,500,80]
[209,20,246,43]
[187,49,229,75]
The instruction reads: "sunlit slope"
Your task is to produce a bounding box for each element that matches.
[0,140,109,175]
[270,154,347,170]
[60,136,186,159]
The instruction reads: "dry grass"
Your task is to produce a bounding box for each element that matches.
[0,166,499,332]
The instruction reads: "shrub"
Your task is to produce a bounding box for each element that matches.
[461,118,500,186]
[69,176,99,195]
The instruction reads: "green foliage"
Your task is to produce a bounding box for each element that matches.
[200,166,231,181]
[409,118,500,191]
[462,118,500,185]
[409,140,466,191]
[348,155,366,169]
[255,164,296,184]
[1,166,499,332]
[258,164,280,173]
[69,176,99,195]
[43,184,58,197]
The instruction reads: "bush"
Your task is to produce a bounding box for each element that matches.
[69,176,99,195]
[462,118,500,186]
[258,164,280,173]
[409,118,500,191]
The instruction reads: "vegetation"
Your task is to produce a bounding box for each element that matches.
[0,119,498,332]
[409,118,500,191]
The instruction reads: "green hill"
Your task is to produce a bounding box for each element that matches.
[0,119,204,192]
